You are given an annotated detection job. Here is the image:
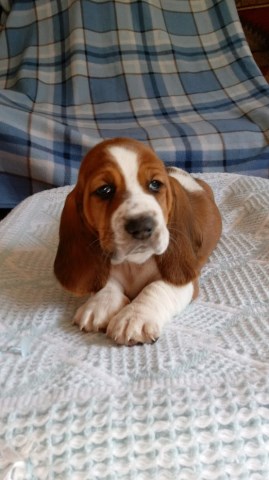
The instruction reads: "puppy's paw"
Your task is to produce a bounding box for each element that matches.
[106,304,161,346]
[73,290,130,333]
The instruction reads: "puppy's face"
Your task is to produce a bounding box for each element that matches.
[79,138,172,264]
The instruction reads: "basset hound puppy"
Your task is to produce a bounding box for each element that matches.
[54,138,222,345]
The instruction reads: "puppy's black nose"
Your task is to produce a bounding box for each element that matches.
[124,216,155,240]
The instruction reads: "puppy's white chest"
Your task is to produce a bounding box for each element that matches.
[111,257,161,300]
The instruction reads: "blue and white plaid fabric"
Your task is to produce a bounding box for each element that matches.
[0,0,269,207]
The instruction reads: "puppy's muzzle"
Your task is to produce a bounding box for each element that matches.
[124,215,156,240]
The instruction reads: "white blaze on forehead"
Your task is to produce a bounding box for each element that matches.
[168,167,203,193]
[108,145,141,192]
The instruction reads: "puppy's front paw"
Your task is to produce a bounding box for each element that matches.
[106,304,161,346]
[73,289,130,333]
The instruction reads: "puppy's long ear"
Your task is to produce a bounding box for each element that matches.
[155,176,202,286]
[54,187,110,296]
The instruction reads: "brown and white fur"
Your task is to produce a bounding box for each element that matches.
[54,138,222,345]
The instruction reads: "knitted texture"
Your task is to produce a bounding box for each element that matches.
[0,173,269,479]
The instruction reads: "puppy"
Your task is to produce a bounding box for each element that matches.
[54,138,222,345]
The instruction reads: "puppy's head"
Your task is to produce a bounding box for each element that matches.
[54,138,173,294]
[81,138,172,263]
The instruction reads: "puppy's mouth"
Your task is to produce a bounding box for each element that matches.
[111,244,147,264]
[111,234,169,265]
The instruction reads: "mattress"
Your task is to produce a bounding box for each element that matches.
[0,172,269,479]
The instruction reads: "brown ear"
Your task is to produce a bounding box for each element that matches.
[155,176,201,286]
[54,187,110,295]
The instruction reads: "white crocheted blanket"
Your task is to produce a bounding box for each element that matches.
[0,173,269,480]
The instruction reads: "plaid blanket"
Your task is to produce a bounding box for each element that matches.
[0,0,269,207]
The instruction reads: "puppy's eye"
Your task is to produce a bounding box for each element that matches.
[94,184,115,200]
[148,180,163,193]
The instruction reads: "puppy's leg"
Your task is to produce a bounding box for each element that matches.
[106,280,194,345]
[73,279,129,332]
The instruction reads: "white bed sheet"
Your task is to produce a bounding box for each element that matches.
[0,173,269,479]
